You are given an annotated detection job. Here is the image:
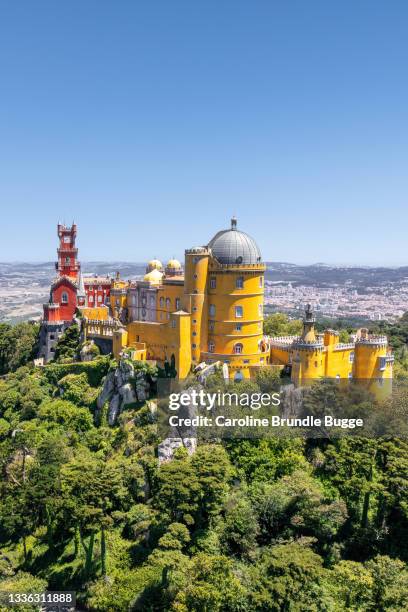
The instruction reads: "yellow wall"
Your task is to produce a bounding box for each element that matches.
[122,311,192,379]
[203,260,266,378]
[80,305,110,320]
[183,247,210,366]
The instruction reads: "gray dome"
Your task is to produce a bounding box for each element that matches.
[208,218,262,265]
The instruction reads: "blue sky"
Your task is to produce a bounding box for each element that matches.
[1,1,407,265]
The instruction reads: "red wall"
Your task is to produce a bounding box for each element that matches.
[52,282,77,321]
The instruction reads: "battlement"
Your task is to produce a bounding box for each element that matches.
[185,247,209,255]
[356,335,388,346]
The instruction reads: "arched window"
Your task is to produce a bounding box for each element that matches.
[236,276,244,289]
[61,292,68,304]
[234,343,243,354]
[209,304,216,317]
[166,298,171,308]
[208,341,215,353]
[235,305,243,318]
[160,297,164,307]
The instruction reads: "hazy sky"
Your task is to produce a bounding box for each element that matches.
[1,1,407,265]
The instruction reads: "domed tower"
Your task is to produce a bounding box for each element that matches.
[146,259,163,274]
[165,258,183,277]
[204,217,266,380]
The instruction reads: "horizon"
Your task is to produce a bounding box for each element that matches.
[2,258,408,270]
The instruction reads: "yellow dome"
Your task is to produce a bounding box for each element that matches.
[143,268,164,284]
[146,258,163,273]
[166,258,182,269]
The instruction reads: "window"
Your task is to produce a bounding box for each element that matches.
[116,299,120,306]
[235,305,243,318]
[379,356,387,371]
[150,296,155,306]
[349,351,355,363]
[176,298,180,310]
[236,276,244,289]
[209,304,216,317]
[194,273,198,279]
[65,257,70,264]
[166,298,171,308]
[63,235,70,243]
[89,295,94,303]
[192,343,197,349]
[193,331,197,336]
[234,343,243,354]
[160,297,164,307]
[210,277,216,289]
[193,257,200,263]
[209,321,215,332]
[244,359,250,364]
[61,292,68,303]
[193,306,197,312]
[166,312,170,320]
[348,372,353,379]
[171,319,176,328]
[235,324,242,332]
[259,276,263,288]
[98,295,102,302]
[98,285,102,291]
[208,341,215,353]
[193,319,197,324]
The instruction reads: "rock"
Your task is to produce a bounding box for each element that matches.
[108,395,121,426]
[119,382,137,407]
[80,340,97,362]
[97,370,115,410]
[96,358,152,425]
[158,437,197,464]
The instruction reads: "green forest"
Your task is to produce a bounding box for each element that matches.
[0,315,408,611]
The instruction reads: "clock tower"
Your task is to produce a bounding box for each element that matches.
[56,223,80,279]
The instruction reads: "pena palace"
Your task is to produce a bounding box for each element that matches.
[39,222,394,386]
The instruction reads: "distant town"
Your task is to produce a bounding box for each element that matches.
[1,260,408,324]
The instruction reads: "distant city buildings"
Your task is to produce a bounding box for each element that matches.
[264,280,408,321]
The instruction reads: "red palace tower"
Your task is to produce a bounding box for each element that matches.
[39,222,111,361]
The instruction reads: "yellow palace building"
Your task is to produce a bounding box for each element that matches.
[81,218,393,384]
[269,304,394,385]
[83,218,269,381]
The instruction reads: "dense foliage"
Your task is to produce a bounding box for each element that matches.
[0,318,407,611]
[0,322,39,375]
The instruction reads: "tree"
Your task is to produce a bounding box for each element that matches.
[54,323,80,362]
[263,313,302,337]
[250,542,331,611]
[0,322,39,375]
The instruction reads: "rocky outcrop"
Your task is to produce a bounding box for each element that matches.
[158,437,197,464]
[80,340,98,362]
[96,359,152,426]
